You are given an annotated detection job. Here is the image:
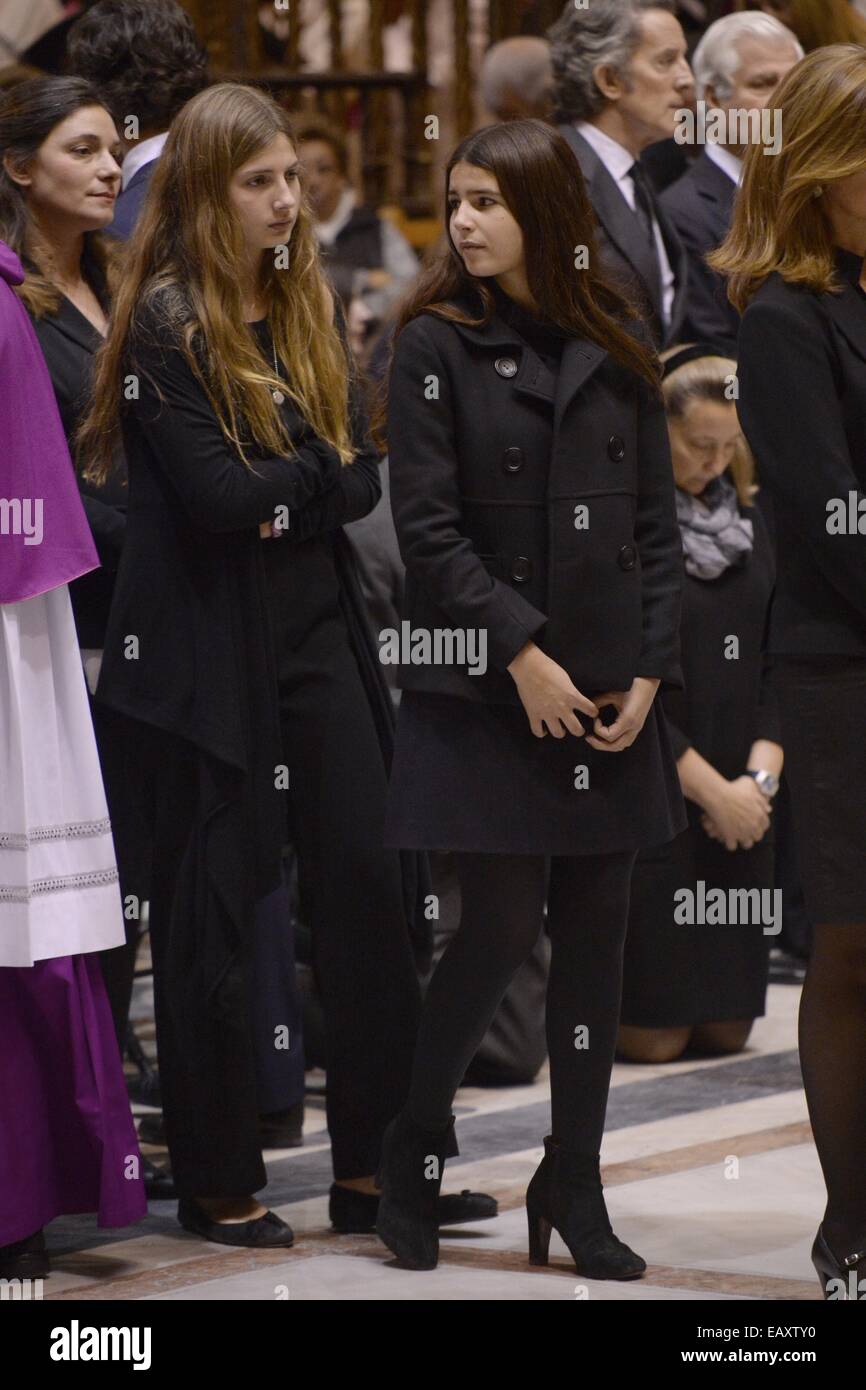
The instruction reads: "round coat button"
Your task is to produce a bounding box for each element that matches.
[502,447,524,474]
[608,435,626,462]
[618,545,637,571]
[495,356,518,378]
[510,555,533,583]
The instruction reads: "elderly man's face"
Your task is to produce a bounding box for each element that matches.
[612,8,695,150]
[713,32,801,114]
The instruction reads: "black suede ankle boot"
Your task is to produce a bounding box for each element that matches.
[375,1110,458,1270]
[526,1136,646,1281]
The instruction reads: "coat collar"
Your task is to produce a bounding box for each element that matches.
[42,292,104,354]
[443,293,609,420]
[823,246,866,365]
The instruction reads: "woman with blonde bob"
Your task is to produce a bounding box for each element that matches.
[712,44,866,1299]
[77,81,449,1247]
[618,346,782,1064]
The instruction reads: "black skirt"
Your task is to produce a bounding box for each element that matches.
[383,690,687,857]
[771,656,866,924]
[620,827,772,1027]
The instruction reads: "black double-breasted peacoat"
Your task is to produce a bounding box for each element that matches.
[386,288,685,705]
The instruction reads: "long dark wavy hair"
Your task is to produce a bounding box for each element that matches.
[371,118,660,449]
[0,76,118,318]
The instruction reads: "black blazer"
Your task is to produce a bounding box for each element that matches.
[557,124,690,349]
[386,288,684,705]
[660,153,740,348]
[29,294,127,648]
[109,158,158,240]
[737,247,866,657]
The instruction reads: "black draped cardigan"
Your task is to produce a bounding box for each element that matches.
[96,298,431,1039]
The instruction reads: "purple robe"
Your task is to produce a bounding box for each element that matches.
[0,240,98,604]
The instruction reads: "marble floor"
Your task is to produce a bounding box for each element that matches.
[38,971,830,1302]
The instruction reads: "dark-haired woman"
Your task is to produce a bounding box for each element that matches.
[712,43,866,1299]
[0,74,150,1075]
[78,81,492,1247]
[377,117,687,1276]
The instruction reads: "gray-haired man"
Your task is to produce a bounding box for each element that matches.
[661,10,802,346]
[550,0,694,348]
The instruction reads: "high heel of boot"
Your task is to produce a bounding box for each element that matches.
[525,1136,646,1282]
[527,1205,553,1266]
[812,1225,866,1300]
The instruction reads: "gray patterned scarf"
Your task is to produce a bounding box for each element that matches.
[676,473,754,580]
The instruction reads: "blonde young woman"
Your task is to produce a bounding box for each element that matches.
[711,44,866,1299]
[78,82,491,1247]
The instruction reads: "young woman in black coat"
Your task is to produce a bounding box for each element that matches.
[78,83,492,1247]
[618,346,783,1063]
[375,118,688,1277]
[712,43,866,1299]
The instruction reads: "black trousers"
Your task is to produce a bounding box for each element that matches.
[271,609,423,1178]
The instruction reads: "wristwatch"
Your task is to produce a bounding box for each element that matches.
[747,769,780,800]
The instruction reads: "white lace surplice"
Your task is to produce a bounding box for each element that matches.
[0,583,124,965]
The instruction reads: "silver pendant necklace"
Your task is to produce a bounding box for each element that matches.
[272,340,285,406]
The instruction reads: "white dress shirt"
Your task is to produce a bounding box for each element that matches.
[576,121,676,329]
[121,132,169,191]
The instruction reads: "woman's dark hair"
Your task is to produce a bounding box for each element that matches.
[0,76,117,317]
[67,0,208,133]
[371,118,660,449]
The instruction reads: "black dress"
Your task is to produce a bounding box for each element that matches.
[384,285,686,857]
[620,502,779,1027]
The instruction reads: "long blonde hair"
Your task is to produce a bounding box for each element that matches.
[710,45,866,312]
[80,82,355,484]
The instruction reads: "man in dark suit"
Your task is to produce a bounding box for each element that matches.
[547,0,695,348]
[661,10,802,348]
[67,0,208,240]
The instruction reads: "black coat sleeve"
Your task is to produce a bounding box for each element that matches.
[738,294,866,621]
[127,322,342,534]
[386,315,548,671]
[634,381,685,688]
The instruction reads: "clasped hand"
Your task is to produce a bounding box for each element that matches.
[700,775,772,852]
[507,643,658,751]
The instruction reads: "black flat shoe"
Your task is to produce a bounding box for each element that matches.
[0,1229,50,1280]
[526,1137,646,1281]
[329,1182,498,1234]
[812,1225,866,1300]
[177,1198,294,1248]
[142,1155,176,1200]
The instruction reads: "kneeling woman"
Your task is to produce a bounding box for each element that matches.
[77,83,439,1245]
[377,119,687,1276]
[618,346,783,1064]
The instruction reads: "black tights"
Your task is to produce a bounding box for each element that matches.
[799,922,866,1252]
[406,850,636,1153]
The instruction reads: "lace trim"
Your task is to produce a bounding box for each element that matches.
[0,818,113,851]
[0,867,119,904]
